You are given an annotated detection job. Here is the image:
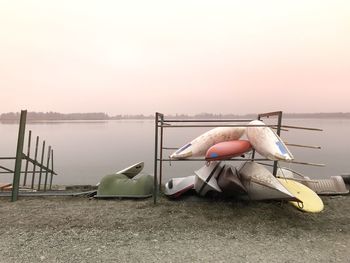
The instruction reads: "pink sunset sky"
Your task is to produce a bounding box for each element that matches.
[1,0,349,115]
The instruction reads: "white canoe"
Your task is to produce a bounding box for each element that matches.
[164,175,195,198]
[170,127,245,159]
[238,161,298,201]
[246,120,294,161]
[194,161,223,196]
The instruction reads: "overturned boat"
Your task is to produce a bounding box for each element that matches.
[96,162,145,187]
[95,167,153,198]
[164,175,195,199]
[238,161,298,201]
[217,166,247,197]
[194,161,223,196]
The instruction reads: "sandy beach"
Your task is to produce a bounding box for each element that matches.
[0,194,349,263]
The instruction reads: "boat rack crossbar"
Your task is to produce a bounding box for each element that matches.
[0,110,57,201]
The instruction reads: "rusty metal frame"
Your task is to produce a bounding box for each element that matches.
[153,111,286,204]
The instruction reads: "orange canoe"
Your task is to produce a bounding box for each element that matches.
[205,140,252,161]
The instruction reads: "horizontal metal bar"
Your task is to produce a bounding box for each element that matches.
[281,125,323,131]
[159,124,317,131]
[162,147,178,150]
[283,160,325,167]
[158,158,271,162]
[0,191,95,197]
[285,143,321,149]
[162,119,253,123]
[258,159,325,167]
[0,157,16,160]
[159,124,278,128]
[0,170,56,174]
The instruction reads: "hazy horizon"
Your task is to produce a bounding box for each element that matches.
[1,110,350,120]
[1,1,349,115]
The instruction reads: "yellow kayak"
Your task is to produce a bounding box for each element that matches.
[277,178,324,213]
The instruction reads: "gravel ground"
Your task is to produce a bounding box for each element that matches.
[0,194,349,263]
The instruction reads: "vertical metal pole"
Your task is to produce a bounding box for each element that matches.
[31,136,39,189]
[38,140,45,191]
[159,114,164,191]
[276,111,282,136]
[43,145,51,191]
[12,110,27,202]
[23,130,32,186]
[251,114,261,161]
[49,149,54,190]
[153,113,159,204]
[273,112,283,176]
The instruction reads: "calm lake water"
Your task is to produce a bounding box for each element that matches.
[0,119,349,185]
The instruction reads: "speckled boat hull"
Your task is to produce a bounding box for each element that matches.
[238,161,299,201]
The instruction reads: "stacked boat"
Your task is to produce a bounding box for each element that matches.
[165,120,348,213]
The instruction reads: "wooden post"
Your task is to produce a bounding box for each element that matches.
[49,149,54,190]
[38,140,45,191]
[43,146,51,191]
[23,130,32,186]
[31,136,39,189]
[12,110,27,202]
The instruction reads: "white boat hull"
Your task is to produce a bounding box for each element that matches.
[217,166,247,196]
[116,162,144,178]
[96,162,144,186]
[246,120,293,161]
[239,161,298,201]
[164,175,195,198]
[194,162,223,196]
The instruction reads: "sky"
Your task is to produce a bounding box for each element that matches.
[0,0,349,115]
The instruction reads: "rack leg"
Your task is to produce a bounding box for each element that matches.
[12,110,27,202]
[153,113,159,204]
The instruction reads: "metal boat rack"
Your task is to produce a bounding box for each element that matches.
[153,111,288,204]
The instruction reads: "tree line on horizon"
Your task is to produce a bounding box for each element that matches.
[1,111,350,121]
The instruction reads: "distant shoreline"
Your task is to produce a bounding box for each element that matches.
[1,111,350,121]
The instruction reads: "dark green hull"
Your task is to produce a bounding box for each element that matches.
[96,173,153,198]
